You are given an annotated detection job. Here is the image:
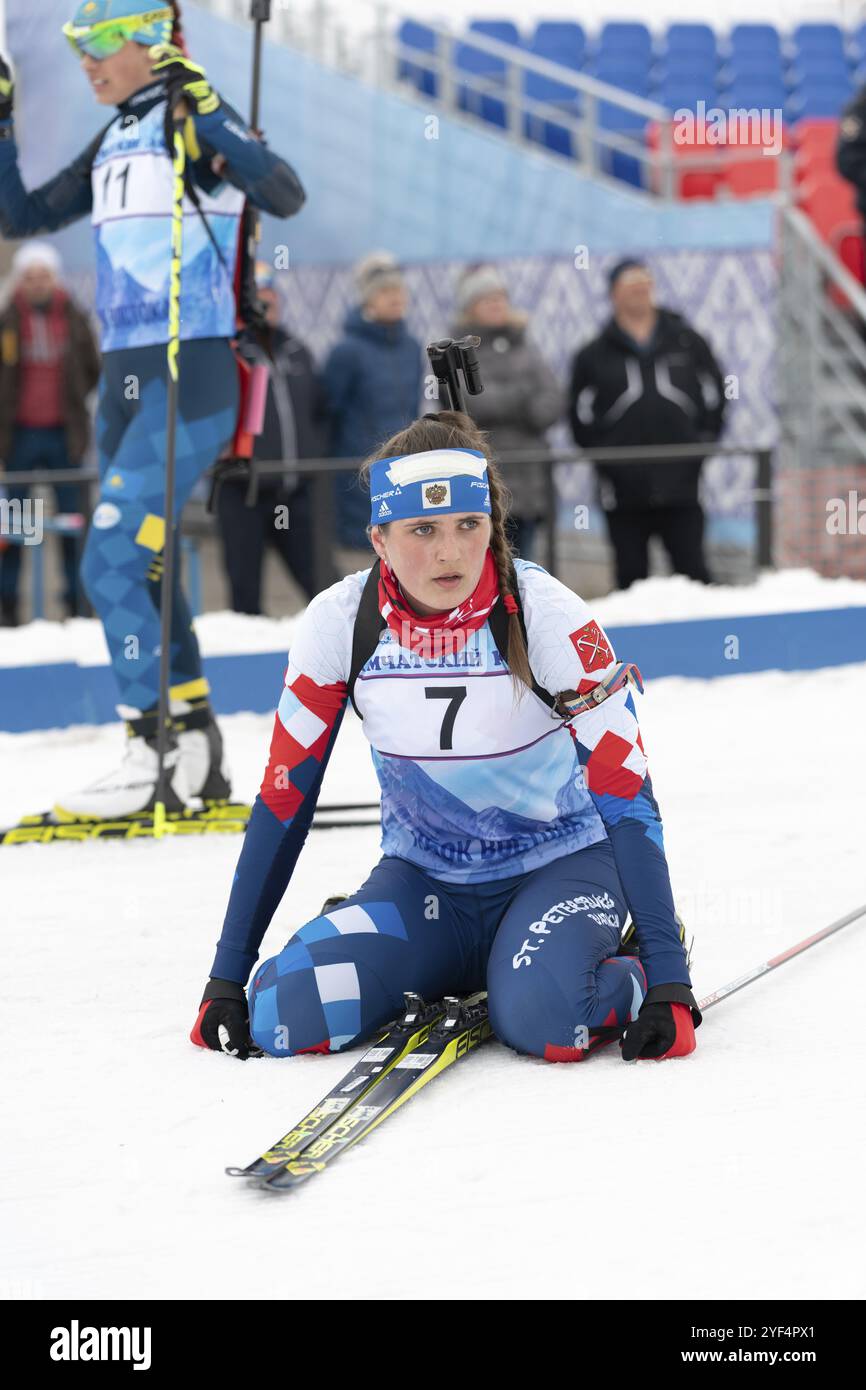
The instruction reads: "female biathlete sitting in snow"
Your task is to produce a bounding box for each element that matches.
[192,412,701,1065]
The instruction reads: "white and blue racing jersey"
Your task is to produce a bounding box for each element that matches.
[0,80,305,353]
[211,559,688,993]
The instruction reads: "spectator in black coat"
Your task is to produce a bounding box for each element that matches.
[568,260,726,590]
[216,263,327,613]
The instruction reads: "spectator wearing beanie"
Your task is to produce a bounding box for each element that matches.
[323,252,423,564]
[568,259,726,590]
[452,264,562,560]
[0,241,100,624]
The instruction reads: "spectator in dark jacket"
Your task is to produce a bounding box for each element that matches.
[0,241,100,624]
[324,251,423,561]
[569,259,726,590]
[216,263,327,613]
[452,264,562,560]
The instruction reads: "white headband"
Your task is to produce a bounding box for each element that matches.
[385,449,487,488]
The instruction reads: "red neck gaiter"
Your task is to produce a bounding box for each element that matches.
[378,547,509,659]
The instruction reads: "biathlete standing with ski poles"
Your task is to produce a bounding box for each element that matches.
[191,338,702,1066]
[0,1,306,817]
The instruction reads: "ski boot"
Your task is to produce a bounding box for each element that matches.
[171,695,232,802]
[53,705,193,820]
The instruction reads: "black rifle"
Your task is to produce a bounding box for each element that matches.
[426,335,484,414]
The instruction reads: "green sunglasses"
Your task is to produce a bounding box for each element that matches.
[62,8,173,61]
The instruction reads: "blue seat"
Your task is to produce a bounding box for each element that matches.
[598,22,653,61]
[655,59,719,90]
[454,25,522,129]
[720,52,785,86]
[593,62,652,96]
[665,23,717,60]
[658,83,719,111]
[524,67,580,105]
[598,103,648,131]
[396,19,438,98]
[726,82,788,109]
[595,105,648,187]
[790,54,851,83]
[788,81,853,120]
[792,24,846,61]
[530,21,586,70]
[467,19,522,51]
[523,23,586,157]
[523,100,582,158]
[729,24,782,60]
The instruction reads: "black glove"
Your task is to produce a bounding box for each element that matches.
[190,978,262,1060]
[621,1001,696,1062]
[148,43,220,116]
[0,53,14,124]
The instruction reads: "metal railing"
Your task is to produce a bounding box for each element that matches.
[199,0,792,197]
[1,442,773,618]
[778,205,866,471]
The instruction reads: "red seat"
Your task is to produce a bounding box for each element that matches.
[680,170,723,198]
[836,229,866,283]
[798,173,858,242]
[795,145,835,183]
[794,117,840,157]
[724,158,780,195]
[647,119,725,198]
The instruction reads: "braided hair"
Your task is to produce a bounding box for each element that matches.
[361,411,535,700]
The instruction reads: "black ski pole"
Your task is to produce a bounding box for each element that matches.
[250,0,272,130]
[153,106,187,837]
[698,901,866,1012]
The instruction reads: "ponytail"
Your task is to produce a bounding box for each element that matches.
[169,1,188,53]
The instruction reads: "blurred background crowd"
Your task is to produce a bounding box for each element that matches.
[0,237,731,624]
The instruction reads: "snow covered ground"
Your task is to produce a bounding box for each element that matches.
[3,656,866,1301]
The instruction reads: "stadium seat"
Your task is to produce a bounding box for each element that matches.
[647,118,726,198]
[523,67,580,106]
[467,20,522,50]
[396,19,438,98]
[593,62,652,97]
[598,22,653,61]
[729,24,782,60]
[792,23,847,59]
[788,84,853,122]
[658,83,720,111]
[719,52,785,88]
[664,23,717,61]
[530,21,586,70]
[523,104,581,158]
[795,117,840,157]
[798,172,858,242]
[790,53,851,82]
[723,157,780,196]
[835,228,866,285]
[726,81,788,109]
[455,25,522,129]
[655,60,718,92]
